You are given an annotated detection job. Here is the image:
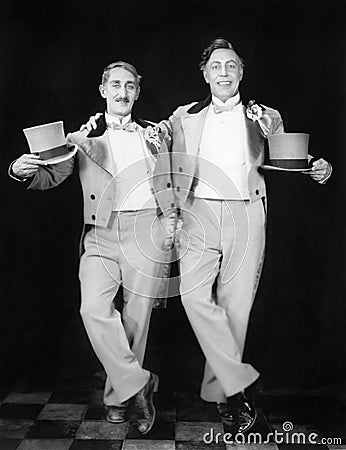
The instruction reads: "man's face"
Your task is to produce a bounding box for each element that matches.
[99,67,140,118]
[203,48,243,102]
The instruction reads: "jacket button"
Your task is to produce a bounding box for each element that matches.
[255,189,259,195]
[166,182,171,188]
[178,167,183,172]
[90,194,96,200]
[91,214,96,220]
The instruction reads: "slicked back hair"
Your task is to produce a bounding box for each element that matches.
[101,61,142,86]
[199,38,244,70]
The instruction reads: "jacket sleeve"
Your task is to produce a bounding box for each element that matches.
[27,157,75,190]
[157,114,175,138]
[270,109,285,135]
[157,104,188,138]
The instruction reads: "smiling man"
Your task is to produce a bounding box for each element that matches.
[100,63,140,117]
[158,37,332,433]
[203,46,243,101]
[9,61,175,434]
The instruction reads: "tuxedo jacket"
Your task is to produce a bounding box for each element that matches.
[27,113,175,228]
[159,95,284,205]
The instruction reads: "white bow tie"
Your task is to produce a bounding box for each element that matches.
[107,122,137,132]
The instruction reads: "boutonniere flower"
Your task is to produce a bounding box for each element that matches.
[144,126,162,152]
[246,100,264,121]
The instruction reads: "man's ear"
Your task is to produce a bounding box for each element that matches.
[99,84,106,99]
[202,69,210,85]
[239,67,244,82]
[135,85,141,101]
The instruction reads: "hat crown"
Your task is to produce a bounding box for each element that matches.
[23,121,66,153]
[267,133,309,169]
[268,133,309,160]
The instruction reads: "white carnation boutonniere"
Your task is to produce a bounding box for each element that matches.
[246,100,264,121]
[144,126,162,152]
[246,100,272,136]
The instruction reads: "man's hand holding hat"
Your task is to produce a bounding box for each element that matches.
[12,154,48,179]
[304,158,332,184]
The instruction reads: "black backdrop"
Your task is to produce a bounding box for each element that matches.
[1,0,345,392]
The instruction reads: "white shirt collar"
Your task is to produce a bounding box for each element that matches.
[105,112,132,125]
[212,92,241,108]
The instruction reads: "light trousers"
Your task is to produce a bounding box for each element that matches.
[178,197,266,403]
[79,209,166,406]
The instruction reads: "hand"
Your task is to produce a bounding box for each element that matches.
[80,112,103,132]
[174,216,184,250]
[304,158,332,183]
[159,212,176,250]
[12,154,48,178]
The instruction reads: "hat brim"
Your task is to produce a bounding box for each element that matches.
[45,144,78,164]
[260,164,312,173]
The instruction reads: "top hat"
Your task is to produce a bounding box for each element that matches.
[261,133,311,172]
[23,121,77,164]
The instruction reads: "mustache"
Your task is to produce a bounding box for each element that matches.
[115,97,130,103]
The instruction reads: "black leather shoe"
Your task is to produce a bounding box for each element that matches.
[219,391,257,434]
[131,372,159,434]
[105,405,127,423]
[217,395,254,422]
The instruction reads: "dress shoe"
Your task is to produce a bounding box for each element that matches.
[218,391,257,434]
[105,405,127,423]
[239,392,257,433]
[217,396,253,422]
[131,372,159,434]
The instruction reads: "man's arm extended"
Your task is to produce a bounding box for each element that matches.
[9,150,75,190]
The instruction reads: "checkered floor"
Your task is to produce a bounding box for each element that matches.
[0,380,345,449]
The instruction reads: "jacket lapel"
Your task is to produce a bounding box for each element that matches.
[133,115,160,157]
[243,106,265,164]
[79,114,114,176]
[133,115,152,129]
[79,134,115,176]
[180,96,210,162]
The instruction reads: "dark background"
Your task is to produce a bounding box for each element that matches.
[0,0,345,394]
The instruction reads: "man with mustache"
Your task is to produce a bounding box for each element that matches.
[83,39,332,434]
[9,61,175,434]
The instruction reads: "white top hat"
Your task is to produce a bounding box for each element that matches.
[23,121,77,164]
